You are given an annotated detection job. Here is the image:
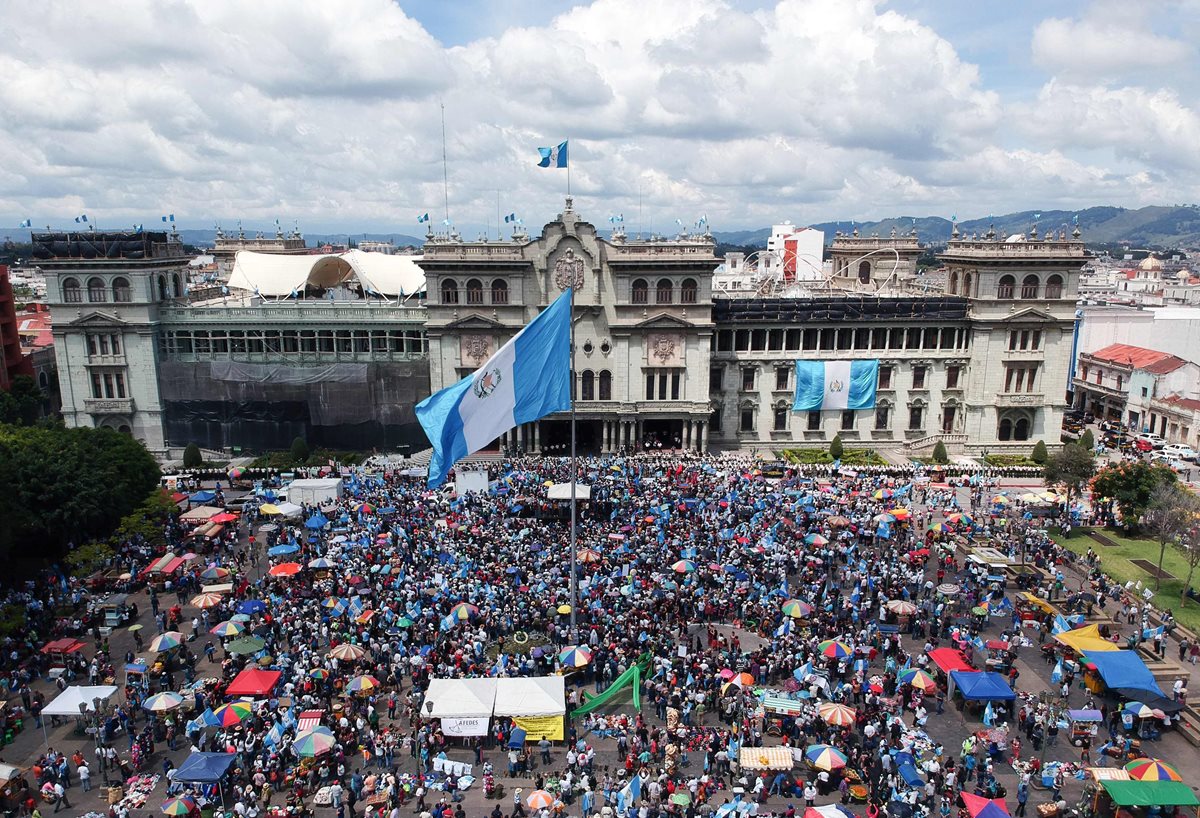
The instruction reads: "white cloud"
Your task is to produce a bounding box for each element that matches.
[1032,11,1193,81]
[0,0,1196,231]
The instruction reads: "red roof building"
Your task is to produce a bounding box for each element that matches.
[0,265,33,391]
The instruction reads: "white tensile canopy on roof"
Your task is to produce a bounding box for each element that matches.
[227,250,425,297]
[493,676,566,717]
[424,678,498,718]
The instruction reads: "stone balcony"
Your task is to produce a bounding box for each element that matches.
[84,398,135,415]
[995,393,1045,407]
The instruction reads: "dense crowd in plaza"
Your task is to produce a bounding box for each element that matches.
[0,453,1194,818]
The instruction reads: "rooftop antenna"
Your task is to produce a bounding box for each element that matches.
[440,102,450,224]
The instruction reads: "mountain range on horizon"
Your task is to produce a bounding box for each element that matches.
[4,205,1199,253]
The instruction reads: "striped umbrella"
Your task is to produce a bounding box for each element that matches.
[804,744,848,771]
[1124,758,1182,782]
[209,620,244,638]
[898,668,938,692]
[142,692,184,712]
[817,640,853,659]
[294,725,337,757]
[577,548,602,564]
[946,512,975,527]
[149,631,185,652]
[889,508,912,520]
[309,668,331,680]
[190,592,224,609]
[804,533,829,546]
[559,645,593,667]
[200,566,231,581]
[162,796,197,816]
[992,494,1010,505]
[328,643,366,661]
[872,489,893,500]
[357,502,376,515]
[886,600,918,615]
[671,559,697,573]
[1123,702,1154,718]
[308,557,337,569]
[927,522,953,534]
[346,674,381,695]
[211,700,254,727]
[781,599,814,619]
[526,790,556,810]
[817,702,856,726]
[449,602,479,620]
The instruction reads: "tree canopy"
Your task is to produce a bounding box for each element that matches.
[1044,443,1096,502]
[1091,460,1177,530]
[0,423,161,562]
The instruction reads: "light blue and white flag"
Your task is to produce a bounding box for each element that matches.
[537,140,569,168]
[416,289,572,487]
[75,214,88,223]
[793,360,879,411]
[162,214,174,222]
[417,213,430,223]
[18,219,31,228]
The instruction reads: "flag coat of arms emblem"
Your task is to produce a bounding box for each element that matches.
[793,360,879,411]
[537,140,569,168]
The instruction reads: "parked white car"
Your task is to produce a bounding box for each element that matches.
[1136,433,1166,449]
[1161,443,1199,461]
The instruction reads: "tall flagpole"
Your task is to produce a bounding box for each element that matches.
[568,284,578,643]
[566,137,572,198]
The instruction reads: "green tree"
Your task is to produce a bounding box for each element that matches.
[1091,461,1177,532]
[1030,440,1048,464]
[291,436,310,464]
[64,540,115,578]
[114,490,177,548]
[1144,482,1200,591]
[931,440,949,464]
[1043,443,1096,534]
[1079,429,1095,451]
[183,442,202,469]
[0,375,44,426]
[1176,525,1200,609]
[829,434,844,461]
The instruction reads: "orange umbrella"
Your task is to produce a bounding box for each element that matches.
[268,562,302,577]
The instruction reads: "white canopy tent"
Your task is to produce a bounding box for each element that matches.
[494,676,566,717]
[547,483,592,502]
[424,678,497,718]
[228,250,425,297]
[43,685,119,717]
[276,502,304,517]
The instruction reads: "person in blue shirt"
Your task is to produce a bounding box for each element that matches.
[1015,781,1029,818]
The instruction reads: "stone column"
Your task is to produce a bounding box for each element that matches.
[700,421,708,453]
[533,422,540,452]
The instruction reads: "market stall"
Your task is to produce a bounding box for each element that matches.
[224,668,281,697]
[425,678,497,737]
[494,676,566,741]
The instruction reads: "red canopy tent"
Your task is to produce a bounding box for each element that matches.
[225,668,281,697]
[927,647,974,675]
[41,638,85,656]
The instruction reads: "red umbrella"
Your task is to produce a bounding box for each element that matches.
[268,562,302,577]
[211,512,239,524]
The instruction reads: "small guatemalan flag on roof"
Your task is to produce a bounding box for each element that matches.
[537,140,569,168]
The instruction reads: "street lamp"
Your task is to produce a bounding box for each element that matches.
[425,699,434,719]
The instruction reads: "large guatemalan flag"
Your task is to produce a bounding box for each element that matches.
[416,290,572,487]
[793,360,880,411]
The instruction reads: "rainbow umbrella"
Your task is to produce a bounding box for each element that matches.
[872,489,893,500]
[200,566,231,581]
[804,533,830,546]
[781,599,814,619]
[526,791,555,810]
[309,668,331,680]
[804,744,848,770]
[209,621,245,638]
[308,557,337,569]
[294,725,336,757]
[890,508,912,520]
[817,702,856,727]
[946,512,975,527]
[268,562,302,577]
[886,600,918,615]
[328,643,366,661]
[1124,758,1182,782]
[898,668,938,692]
[190,592,224,609]
[149,631,185,652]
[211,700,254,727]
[449,602,479,620]
[227,467,245,481]
[143,692,184,712]
[818,640,852,659]
[357,502,376,515]
[346,675,381,695]
[671,559,697,573]
[927,522,953,534]
[162,796,196,816]
[992,494,1010,506]
[577,548,602,564]
[559,646,593,667]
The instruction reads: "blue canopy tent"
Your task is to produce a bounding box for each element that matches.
[189,490,216,503]
[174,751,238,802]
[1083,651,1165,698]
[949,671,1016,701]
[508,727,527,749]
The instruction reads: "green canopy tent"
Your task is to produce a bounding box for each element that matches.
[1100,780,1199,808]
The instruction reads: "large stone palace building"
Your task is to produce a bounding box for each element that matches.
[36,204,1087,458]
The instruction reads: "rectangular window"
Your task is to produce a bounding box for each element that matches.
[86,335,98,356]
[1008,331,1017,351]
[115,373,126,399]
[710,367,723,390]
[1095,370,1102,384]
[785,329,802,350]
[711,407,722,432]
[1005,367,1015,392]
[740,408,754,432]
[774,407,788,432]
[735,330,750,351]
[670,372,681,401]
[908,405,924,431]
[110,335,121,355]
[819,329,835,350]
[940,328,955,350]
[300,331,317,353]
[874,405,889,430]
[99,335,110,355]
[751,329,766,351]
[906,329,921,350]
[807,411,821,431]
[878,366,892,390]
[718,331,733,352]
[103,373,114,399]
[1116,374,1123,391]
[1027,365,1038,393]
[1014,368,1026,392]
[836,329,852,350]
[91,373,103,398]
[768,329,783,351]
[872,328,888,350]
[1032,330,1041,349]
[912,366,926,389]
[658,374,668,400]
[855,328,870,350]
[946,365,960,389]
[775,366,790,391]
[803,329,818,351]
[923,328,939,349]
[889,328,904,349]
[1020,330,1030,350]
[741,368,756,391]
[841,410,855,430]
[1142,387,1148,398]
[646,374,655,401]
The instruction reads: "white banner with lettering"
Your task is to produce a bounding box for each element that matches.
[441,717,490,737]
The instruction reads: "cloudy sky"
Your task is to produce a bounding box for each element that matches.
[2,0,1198,234]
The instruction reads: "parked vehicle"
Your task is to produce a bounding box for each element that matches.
[1135,432,1166,449]
[1161,443,1198,461]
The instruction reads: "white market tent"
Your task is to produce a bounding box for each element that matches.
[494,676,566,717]
[547,483,592,502]
[425,678,497,718]
[276,502,304,517]
[286,478,344,505]
[43,685,119,717]
[180,505,223,522]
[227,250,425,297]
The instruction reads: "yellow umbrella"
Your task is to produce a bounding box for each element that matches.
[556,604,572,615]
[258,503,282,515]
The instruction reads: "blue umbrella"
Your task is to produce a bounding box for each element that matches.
[305,513,329,530]
[237,600,267,615]
[268,544,299,556]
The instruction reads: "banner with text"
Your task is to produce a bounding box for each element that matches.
[440,717,491,737]
[513,715,564,741]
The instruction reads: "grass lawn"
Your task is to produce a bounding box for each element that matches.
[780,448,888,466]
[1050,526,1200,633]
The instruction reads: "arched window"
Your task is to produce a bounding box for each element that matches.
[87,277,106,302]
[441,278,459,304]
[62,277,82,303]
[1014,416,1031,441]
[858,261,871,284]
[598,370,612,400]
[997,275,1015,299]
[581,370,595,401]
[1020,274,1039,299]
[681,278,698,304]
[998,418,1012,441]
[1045,275,1063,299]
[947,270,958,294]
[157,275,168,301]
[38,371,48,389]
[171,273,182,298]
[491,279,508,304]
[963,272,974,297]
[656,278,673,304]
[112,276,132,303]
[631,279,648,304]
[466,278,484,305]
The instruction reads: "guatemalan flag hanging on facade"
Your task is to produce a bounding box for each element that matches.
[416,290,572,488]
[793,360,879,411]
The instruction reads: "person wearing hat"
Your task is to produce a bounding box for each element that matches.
[512,788,527,818]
